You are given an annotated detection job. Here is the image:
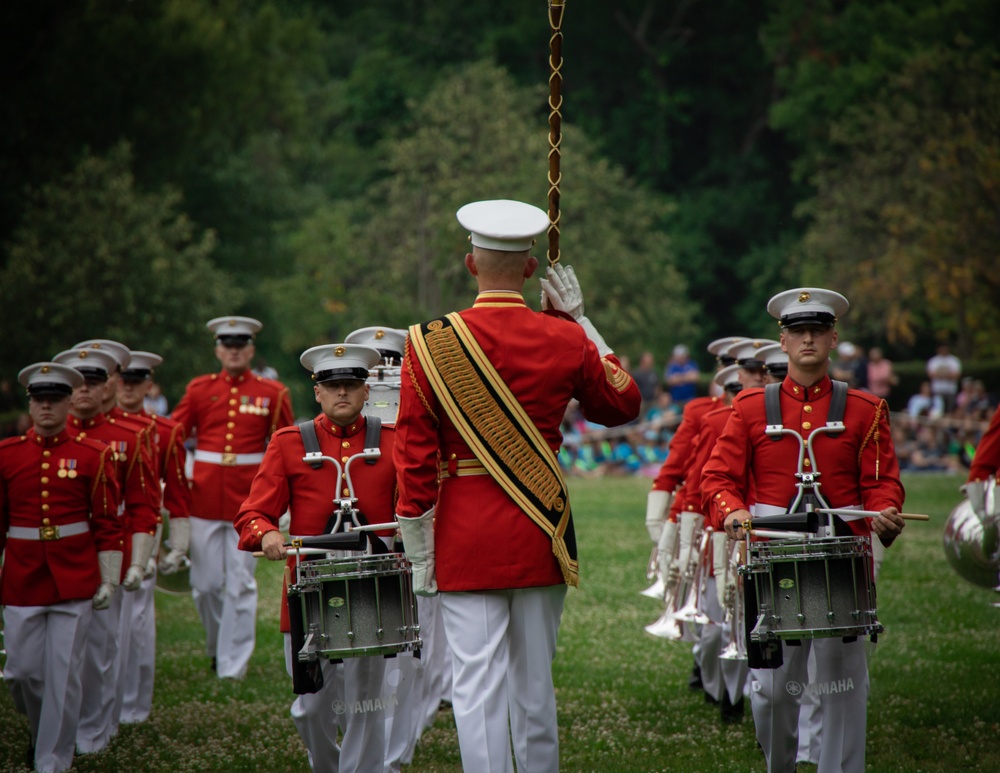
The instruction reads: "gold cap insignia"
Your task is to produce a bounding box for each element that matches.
[78,351,88,359]
[798,292,811,303]
[375,330,385,340]
[41,365,50,374]
[334,346,346,357]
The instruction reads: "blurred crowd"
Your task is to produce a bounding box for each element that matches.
[557,343,997,478]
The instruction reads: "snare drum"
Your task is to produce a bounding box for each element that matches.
[742,536,882,641]
[289,552,421,661]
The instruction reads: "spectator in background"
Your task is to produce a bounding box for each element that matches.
[926,343,962,413]
[143,380,168,416]
[907,381,944,420]
[955,378,991,420]
[664,344,700,406]
[866,347,897,400]
[633,351,661,416]
[831,341,867,389]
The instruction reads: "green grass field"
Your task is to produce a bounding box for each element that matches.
[2,472,998,772]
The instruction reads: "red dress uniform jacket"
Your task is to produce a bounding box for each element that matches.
[702,376,904,538]
[652,395,721,522]
[71,413,160,574]
[968,405,1000,482]
[0,428,122,606]
[171,369,294,521]
[676,405,734,521]
[235,414,398,631]
[393,291,641,592]
[149,412,192,518]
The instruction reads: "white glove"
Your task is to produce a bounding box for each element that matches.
[540,264,613,357]
[396,508,437,596]
[962,479,987,518]
[712,531,730,608]
[159,517,191,575]
[93,550,123,610]
[278,510,292,533]
[144,522,163,579]
[645,489,673,543]
[675,511,703,574]
[124,532,158,591]
[656,519,679,580]
[540,263,585,319]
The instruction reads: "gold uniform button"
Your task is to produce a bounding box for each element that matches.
[41,504,50,512]
[804,405,813,413]
[715,493,722,499]
[224,445,233,452]
[41,476,49,484]
[720,501,727,507]
[231,387,239,394]
[804,459,812,467]
[228,410,237,418]
[41,462,50,470]
[342,441,350,449]
[342,488,350,497]
[41,491,49,498]
[42,518,51,526]
[793,387,800,394]
[802,421,812,430]
[229,398,238,406]
[43,450,52,458]
[225,433,234,441]
[342,456,350,463]
[227,422,235,429]
[725,507,731,514]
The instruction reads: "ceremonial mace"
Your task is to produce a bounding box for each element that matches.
[547,0,565,268]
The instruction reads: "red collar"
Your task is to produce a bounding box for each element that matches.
[319,414,367,439]
[782,374,832,402]
[28,428,70,448]
[472,291,527,308]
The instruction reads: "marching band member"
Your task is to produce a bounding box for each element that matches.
[344,324,449,772]
[758,341,821,766]
[235,343,396,773]
[116,350,193,724]
[1,363,122,773]
[703,288,906,773]
[964,403,1000,515]
[644,338,737,690]
[393,199,640,772]
[681,339,773,722]
[171,316,294,679]
[51,346,160,755]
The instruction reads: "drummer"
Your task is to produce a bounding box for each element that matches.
[235,343,398,773]
[702,287,906,773]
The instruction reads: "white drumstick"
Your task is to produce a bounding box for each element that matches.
[252,547,333,558]
[817,508,930,521]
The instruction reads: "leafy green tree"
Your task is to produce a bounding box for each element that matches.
[797,48,1000,358]
[0,143,229,400]
[267,61,699,371]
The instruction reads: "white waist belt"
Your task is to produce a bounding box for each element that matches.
[194,450,265,466]
[9,521,91,541]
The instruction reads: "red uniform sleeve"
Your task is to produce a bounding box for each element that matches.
[702,403,754,529]
[124,430,161,537]
[92,445,124,552]
[393,343,443,520]
[858,401,905,514]
[269,386,295,437]
[968,405,1000,482]
[574,350,642,429]
[234,437,290,551]
[651,397,716,493]
[161,422,193,519]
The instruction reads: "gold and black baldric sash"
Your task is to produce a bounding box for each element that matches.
[409,313,579,586]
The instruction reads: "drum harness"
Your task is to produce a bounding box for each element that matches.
[746,380,857,667]
[287,416,389,693]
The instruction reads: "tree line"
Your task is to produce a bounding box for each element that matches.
[1,0,997,409]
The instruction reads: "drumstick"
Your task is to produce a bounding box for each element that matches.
[253,547,332,558]
[817,508,930,521]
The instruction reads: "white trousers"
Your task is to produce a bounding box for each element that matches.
[796,646,822,765]
[77,589,124,753]
[190,516,257,678]
[751,637,870,773]
[283,635,387,773]
[4,601,92,773]
[121,572,157,723]
[441,585,567,773]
